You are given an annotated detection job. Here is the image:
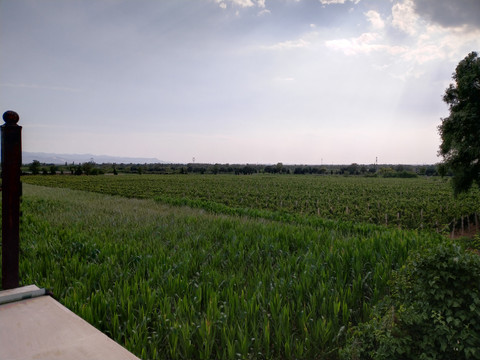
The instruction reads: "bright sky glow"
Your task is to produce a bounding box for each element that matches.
[1,0,479,164]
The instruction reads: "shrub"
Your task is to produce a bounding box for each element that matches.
[341,241,480,360]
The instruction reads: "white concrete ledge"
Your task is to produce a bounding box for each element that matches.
[0,284,46,305]
[0,285,140,360]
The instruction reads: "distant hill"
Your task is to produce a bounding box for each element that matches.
[23,152,164,165]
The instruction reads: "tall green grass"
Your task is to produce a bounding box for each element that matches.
[4,184,443,359]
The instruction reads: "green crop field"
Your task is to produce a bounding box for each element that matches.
[22,174,480,233]
[4,174,479,358]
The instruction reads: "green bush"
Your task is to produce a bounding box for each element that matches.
[457,234,480,252]
[341,241,480,360]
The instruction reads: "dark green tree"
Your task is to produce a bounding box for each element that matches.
[438,51,480,195]
[49,165,58,175]
[82,161,95,175]
[28,160,41,175]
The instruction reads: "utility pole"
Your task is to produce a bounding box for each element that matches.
[2,111,22,289]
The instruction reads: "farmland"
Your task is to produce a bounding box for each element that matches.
[8,175,480,358]
[22,174,480,233]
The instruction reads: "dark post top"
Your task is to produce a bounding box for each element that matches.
[2,110,22,290]
[3,111,20,126]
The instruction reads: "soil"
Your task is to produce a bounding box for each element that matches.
[450,222,480,239]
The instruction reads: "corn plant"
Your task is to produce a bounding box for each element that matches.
[3,184,446,359]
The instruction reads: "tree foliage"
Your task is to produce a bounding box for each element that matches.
[438,51,480,195]
[28,160,41,175]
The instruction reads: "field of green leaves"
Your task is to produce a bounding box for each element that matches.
[23,174,480,233]
[4,174,479,359]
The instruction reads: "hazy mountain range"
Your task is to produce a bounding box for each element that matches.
[23,152,164,165]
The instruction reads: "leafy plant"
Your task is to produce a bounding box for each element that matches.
[341,241,480,359]
[457,234,480,252]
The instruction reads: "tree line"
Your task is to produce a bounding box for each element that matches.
[23,160,440,177]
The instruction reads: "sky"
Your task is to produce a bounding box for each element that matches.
[1,0,479,165]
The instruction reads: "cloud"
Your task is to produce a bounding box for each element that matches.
[391,0,419,36]
[365,10,385,30]
[258,8,271,16]
[262,38,311,50]
[325,0,480,82]
[388,0,480,65]
[326,19,478,64]
[412,0,480,29]
[215,0,271,15]
[229,0,254,7]
[415,24,480,62]
[319,0,360,4]
[319,0,345,3]
[325,33,406,56]
[215,0,265,9]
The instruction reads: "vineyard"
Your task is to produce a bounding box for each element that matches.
[22,174,480,234]
[8,175,480,359]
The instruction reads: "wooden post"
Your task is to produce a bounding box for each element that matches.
[2,110,22,290]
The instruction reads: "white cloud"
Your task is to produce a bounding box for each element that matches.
[407,24,480,64]
[319,0,360,4]
[391,0,419,36]
[230,0,255,7]
[215,0,271,15]
[325,33,406,56]
[389,1,480,65]
[365,10,385,30]
[320,0,346,4]
[326,0,480,81]
[258,8,271,16]
[263,38,310,51]
[215,0,267,9]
